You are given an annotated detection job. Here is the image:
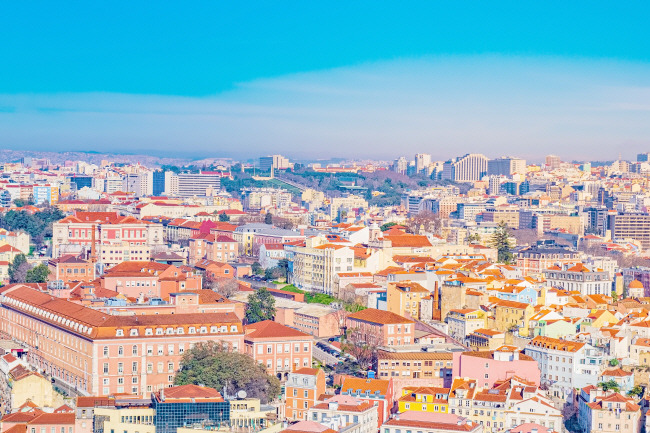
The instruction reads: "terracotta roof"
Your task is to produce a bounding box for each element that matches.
[383,412,479,431]
[244,320,312,340]
[341,376,390,396]
[156,384,224,402]
[293,367,321,376]
[348,308,413,325]
[630,279,644,289]
[377,350,453,361]
[527,336,585,352]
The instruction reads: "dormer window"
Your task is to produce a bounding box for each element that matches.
[145,328,153,336]
[188,327,196,334]
[199,327,207,334]
[130,329,138,336]
[156,328,164,335]
[176,327,184,334]
[116,329,124,337]
[210,326,218,333]
[166,328,174,335]
[230,325,238,332]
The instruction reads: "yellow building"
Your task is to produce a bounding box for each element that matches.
[7,366,63,411]
[93,406,156,433]
[398,387,450,414]
[387,281,430,320]
[581,310,618,330]
[493,300,534,336]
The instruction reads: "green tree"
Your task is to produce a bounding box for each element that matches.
[264,213,273,225]
[609,358,619,367]
[611,290,618,303]
[489,221,514,263]
[245,287,276,323]
[175,342,281,403]
[628,385,644,398]
[13,199,25,208]
[467,233,482,244]
[9,254,29,283]
[380,222,397,232]
[218,212,230,222]
[26,264,50,283]
[251,262,263,275]
[598,379,620,393]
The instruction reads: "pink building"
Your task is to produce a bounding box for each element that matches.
[346,308,414,347]
[0,285,244,397]
[452,345,541,388]
[244,320,313,380]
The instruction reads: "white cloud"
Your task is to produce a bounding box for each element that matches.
[1,55,650,161]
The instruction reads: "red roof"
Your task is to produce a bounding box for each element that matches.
[244,320,312,339]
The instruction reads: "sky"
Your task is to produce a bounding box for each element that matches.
[1,1,650,161]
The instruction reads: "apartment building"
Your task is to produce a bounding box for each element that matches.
[243,320,313,380]
[47,255,96,284]
[397,386,450,414]
[340,377,393,428]
[308,395,377,433]
[609,212,650,250]
[52,212,164,261]
[188,233,238,264]
[291,237,354,294]
[515,241,580,276]
[0,285,244,396]
[442,153,489,183]
[524,336,603,399]
[381,412,481,433]
[376,350,453,386]
[578,387,641,433]
[452,346,540,388]
[446,309,486,342]
[346,308,414,347]
[544,263,612,296]
[285,368,326,421]
[386,281,429,320]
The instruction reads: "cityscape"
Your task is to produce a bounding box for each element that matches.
[2,3,650,433]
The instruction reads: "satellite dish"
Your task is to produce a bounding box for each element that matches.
[237,390,247,399]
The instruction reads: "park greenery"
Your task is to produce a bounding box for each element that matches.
[9,254,50,283]
[174,341,281,403]
[0,207,65,248]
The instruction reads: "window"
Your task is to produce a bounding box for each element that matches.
[118,346,124,356]
[304,390,308,398]
[103,363,109,374]
[116,329,124,337]
[132,345,138,356]
[118,363,123,374]
[103,346,109,357]
[132,362,138,373]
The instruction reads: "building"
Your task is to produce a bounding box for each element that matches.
[189,233,239,265]
[609,212,650,250]
[446,309,486,342]
[47,255,96,284]
[381,412,482,433]
[290,237,354,294]
[397,386,450,414]
[285,368,326,421]
[259,155,290,172]
[452,346,540,388]
[51,212,164,263]
[328,195,368,221]
[0,285,244,396]
[152,385,230,433]
[442,154,489,182]
[346,308,414,347]
[488,157,526,177]
[524,336,603,399]
[493,300,535,336]
[376,350,453,386]
[544,263,612,296]
[243,320,313,380]
[175,172,222,197]
[465,329,506,351]
[578,387,641,433]
[386,281,429,320]
[123,172,154,197]
[414,154,432,174]
[308,394,377,433]
[340,376,393,428]
[514,241,580,276]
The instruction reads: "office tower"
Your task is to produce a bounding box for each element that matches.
[545,155,561,170]
[122,172,153,196]
[442,153,488,182]
[259,154,290,172]
[414,153,431,174]
[393,157,408,175]
[152,170,166,196]
[638,153,650,162]
[488,156,526,176]
[177,172,221,197]
[488,176,501,195]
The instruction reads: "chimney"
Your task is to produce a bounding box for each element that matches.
[160,388,165,402]
[90,224,97,264]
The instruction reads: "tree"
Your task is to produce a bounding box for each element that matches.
[245,288,276,324]
[489,221,514,264]
[380,222,397,232]
[218,212,230,222]
[264,213,273,225]
[628,385,644,398]
[203,275,240,298]
[598,379,620,393]
[609,358,619,367]
[611,290,618,303]
[9,254,29,283]
[341,325,381,369]
[175,341,281,403]
[467,233,481,244]
[26,264,50,283]
[251,262,263,275]
[13,199,25,208]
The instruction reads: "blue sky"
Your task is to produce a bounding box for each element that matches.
[1,2,650,160]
